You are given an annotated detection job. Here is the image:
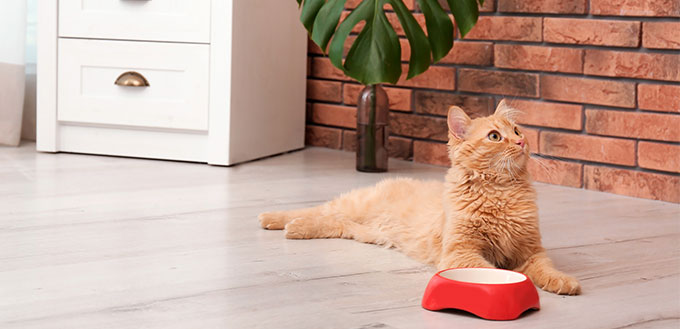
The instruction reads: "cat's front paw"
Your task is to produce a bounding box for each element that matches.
[540,274,581,295]
[258,212,286,230]
[284,218,312,239]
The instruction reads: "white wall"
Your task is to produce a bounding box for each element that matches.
[22,0,37,140]
[0,0,27,65]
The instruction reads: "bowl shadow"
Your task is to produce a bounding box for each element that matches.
[435,307,539,321]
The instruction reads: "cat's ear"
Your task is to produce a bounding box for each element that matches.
[447,106,471,139]
[494,99,522,122]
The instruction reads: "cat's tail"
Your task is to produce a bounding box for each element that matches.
[258,203,388,244]
[258,205,348,240]
[258,206,323,230]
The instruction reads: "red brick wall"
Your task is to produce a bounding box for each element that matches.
[305,0,680,203]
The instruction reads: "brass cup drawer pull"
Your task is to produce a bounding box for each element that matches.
[114,71,150,87]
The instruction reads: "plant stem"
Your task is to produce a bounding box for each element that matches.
[366,84,377,168]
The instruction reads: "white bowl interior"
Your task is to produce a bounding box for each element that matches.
[439,268,526,284]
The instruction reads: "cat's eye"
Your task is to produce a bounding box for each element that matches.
[488,131,502,142]
[514,127,522,136]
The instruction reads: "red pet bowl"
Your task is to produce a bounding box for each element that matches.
[422,268,540,320]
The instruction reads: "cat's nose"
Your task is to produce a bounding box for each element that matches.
[515,139,525,148]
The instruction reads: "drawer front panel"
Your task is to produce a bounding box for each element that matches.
[58,0,211,43]
[58,39,209,131]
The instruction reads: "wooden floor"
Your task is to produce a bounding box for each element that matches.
[1,143,678,329]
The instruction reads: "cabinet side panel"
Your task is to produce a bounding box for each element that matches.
[207,0,233,165]
[227,0,307,165]
[36,0,58,151]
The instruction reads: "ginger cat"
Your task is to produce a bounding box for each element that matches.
[259,100,581,295]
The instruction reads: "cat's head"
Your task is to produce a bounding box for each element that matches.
[447,100,529,177]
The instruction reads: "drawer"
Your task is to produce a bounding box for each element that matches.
[58,0,211,43]
[57,38,209,131]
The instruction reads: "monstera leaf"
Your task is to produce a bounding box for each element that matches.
[297,0,484,85]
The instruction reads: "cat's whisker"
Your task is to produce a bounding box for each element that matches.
[508,160,519,181]
[503,157,517,181]
[498,150,522,181]
[491,155,505,176]
[530,156,557,182]
[488,153,506,175]
[488,151,503,166]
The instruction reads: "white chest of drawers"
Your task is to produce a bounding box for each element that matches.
[37,0,307,165]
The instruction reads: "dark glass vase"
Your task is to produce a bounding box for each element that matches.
[356,84,388,172]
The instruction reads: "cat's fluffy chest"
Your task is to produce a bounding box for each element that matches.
[447,180,540,269]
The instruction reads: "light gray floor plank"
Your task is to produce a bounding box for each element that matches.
[1,143,678,329]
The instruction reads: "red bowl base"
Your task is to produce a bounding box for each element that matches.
[422,268,540,321]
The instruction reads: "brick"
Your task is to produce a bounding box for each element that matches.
[638,84,680,113]
[342,130,413,160]
[584,166,680,203]
[527,157,583,188]
[499,0,586,13]
[306,102,312,122]
[584,50,680,82]
[307,79,342,103]
[414,141,449,166]
[427,0,495,14]
[439,41,493,66]
[541,75,635,108]
[311,57,351,81]
[308,39,323,55]
[508,100,583,130]
[540,132,636,166]
[585,109,680,143]
[343,84,412,112]
[305,126,342,149]
[389,112,448,141]
[386,135,413,160]
[398,38,410,61]
[638,142,680,173]
[521,127,539,154]
[459,69,539,97]
[544,18,640,47]
[311,104,356,128]
[394,65,455,90]
[494,44,583,74]
[344,0,361,8]
[591,0,680,17]
[342,130,355,152]
[479,0,495,12]
[642,22,680,49]
[414,91,494,118]
[464,17,542,42]
[307,57,312,77]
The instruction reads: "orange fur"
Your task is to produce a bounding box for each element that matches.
[259,100,581,295]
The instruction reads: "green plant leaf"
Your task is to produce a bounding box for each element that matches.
[388,0,431,79]
[330,0,402,84]
[414,0,452,63]
[310,0,347,52]
[300,0,326,32]
[328,0,369,73]
[299,0,480,85]
[446,0,479,38]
